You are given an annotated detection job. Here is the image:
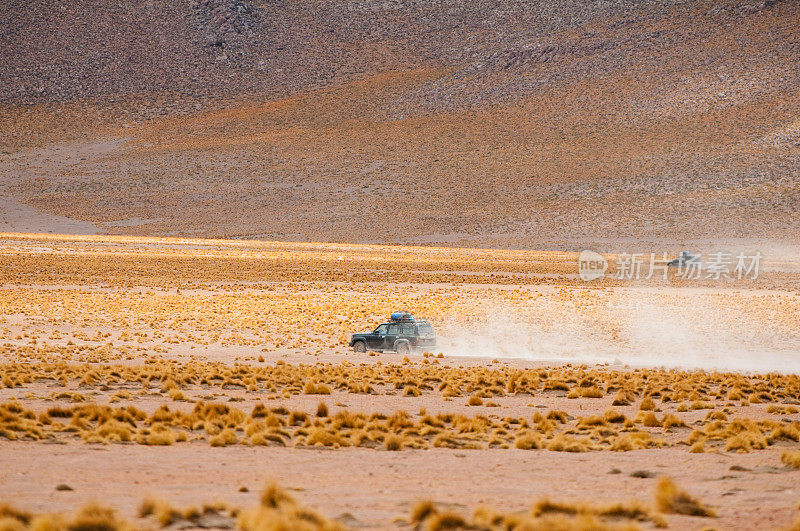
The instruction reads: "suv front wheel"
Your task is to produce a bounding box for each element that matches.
[353,341,367,353]
[395,341,411,356]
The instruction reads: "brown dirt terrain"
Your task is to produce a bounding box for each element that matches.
[1,0,798,247]
[1,234,799,529]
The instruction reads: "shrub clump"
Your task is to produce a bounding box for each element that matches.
[654,477,716,517]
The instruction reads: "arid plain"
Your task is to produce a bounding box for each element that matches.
[0,233,799,529]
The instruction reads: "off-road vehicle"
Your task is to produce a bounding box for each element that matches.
[667,250,698,268]
[349,312,436,355]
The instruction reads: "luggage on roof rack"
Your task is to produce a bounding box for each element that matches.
[390,311,414,321]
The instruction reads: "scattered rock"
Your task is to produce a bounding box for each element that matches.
[722,488,744,496]
[55,484,73,491]
[630,470,655,478]
[753,466,788,474]
[205,34,225,47]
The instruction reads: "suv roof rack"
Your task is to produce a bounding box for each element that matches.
[390,311,414,322]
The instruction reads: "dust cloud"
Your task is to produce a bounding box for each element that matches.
[435,288,800,374]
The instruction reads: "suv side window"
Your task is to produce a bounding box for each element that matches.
[387,324,399,335]
[400,324,415,335]
[374,324,388,335]
[417,322,434,337]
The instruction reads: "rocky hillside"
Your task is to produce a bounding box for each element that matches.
[0,0,798,249]
[2,0,791,105]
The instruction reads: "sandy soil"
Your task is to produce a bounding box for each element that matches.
[2,443,798,529]
[0,192,98,235]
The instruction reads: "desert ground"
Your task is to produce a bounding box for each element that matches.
[0,233,799,530]
[1,0,799,528]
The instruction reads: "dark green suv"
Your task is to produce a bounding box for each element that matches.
[349,313,436,355]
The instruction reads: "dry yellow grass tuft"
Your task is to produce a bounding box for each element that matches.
[689,440,706,453]
[238,483,344,530]
[654,477,716,517]
[139,497,190,527]
[514,431,543,450]
[140,501,237,528]
[548,434,592,453]
[767,405,800,415]
[410,495,667,530]
[611,433,664,452]
[0,502,134,531]
[603,409,626,424]
[639,398,656,411]
[0,505,31,527]
[209,428,239,447]
[0,483,338,530]
[467,395,483,406]
[410,500,437,524]
[304,383,332,395]
[781,450,800,469]
[641,413,661,428]
[385,434,404,451]
[2,356,797,454]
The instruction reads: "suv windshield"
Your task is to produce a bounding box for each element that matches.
[374,324,388,334]
[417,322,434,337]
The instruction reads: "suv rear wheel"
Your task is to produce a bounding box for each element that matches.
[353,341,367,353]
[395,341,410,356]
